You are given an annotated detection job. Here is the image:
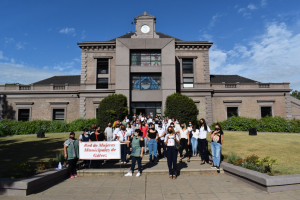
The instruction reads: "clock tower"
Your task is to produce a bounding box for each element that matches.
[131,12,159,38]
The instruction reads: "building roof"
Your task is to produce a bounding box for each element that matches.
[109,32,182,41]
[135,12,156,20]
[33,75,80,85]
[210,75,258,83]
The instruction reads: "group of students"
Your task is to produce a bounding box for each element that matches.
[63,114,224,179]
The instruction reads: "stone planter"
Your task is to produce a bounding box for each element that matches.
[221,162,300,192]
[0,168,68,196]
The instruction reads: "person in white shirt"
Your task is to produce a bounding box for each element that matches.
[176,123,190,162]
[191,125,199,157]
[164,126,180,179]
[140,114,145,122]
[187,122,193,132]
[126,123,133,155]
[125,116,130,123]
[157,123,166,158]
[104,122,114,141]
[113,124,120,141]
[198,118,212,165]
[117,125,130,164]
[162,121,169,132]
[147,116,153,124]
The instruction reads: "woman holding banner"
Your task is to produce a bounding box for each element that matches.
[125,129,144,177]
[117,125,130,164]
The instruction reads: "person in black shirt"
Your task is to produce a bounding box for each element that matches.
[147,123,159,163]
[210,123,224,170]
[89,126,105,142]
[89,126,105,168]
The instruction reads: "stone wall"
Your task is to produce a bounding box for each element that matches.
[212,95,287,122]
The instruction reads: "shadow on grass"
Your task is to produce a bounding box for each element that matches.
[0,137,67,178]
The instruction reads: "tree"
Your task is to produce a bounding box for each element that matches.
[291,90,300,100]
[164,93,199,124]
[97,94,128,129]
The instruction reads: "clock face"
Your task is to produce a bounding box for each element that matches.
[141,25,150,33]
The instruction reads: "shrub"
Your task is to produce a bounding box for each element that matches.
[164,93,199,125]
[227,152,242,164]
[211,116,300,133]
[11,162,36,178]
[97,94,128,129]
[230,154,277,174]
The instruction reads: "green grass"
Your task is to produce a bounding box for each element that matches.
[218,132,300,175]
[0,131,299,177]
[0,133,71,177]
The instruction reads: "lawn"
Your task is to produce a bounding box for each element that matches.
[219,132,300,175]
[0,131,299,177]
[0,133,72,178]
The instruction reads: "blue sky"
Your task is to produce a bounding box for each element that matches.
[1,0,300,90]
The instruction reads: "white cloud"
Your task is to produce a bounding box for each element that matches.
[238,8,245,13]
[5,38,15,46]
[201,34,213,41]
[16,42,25,50]
[0,61,80,85]
[81,30,86,40]
[0,51,4,59]
[59,28,76,36]
[261,0,267,6]
[209,13,223,28]
[209,22,300,90]
[247,4,257,10]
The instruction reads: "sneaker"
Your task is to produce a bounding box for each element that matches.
[136,172,141,177]
[216,166,220,170]
[70,175,74,178]
[211,165,216,169]
[125,172,133,176]
[74,174,78,178]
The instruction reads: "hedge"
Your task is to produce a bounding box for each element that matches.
[0,118,97,136]
[211,116,300,133]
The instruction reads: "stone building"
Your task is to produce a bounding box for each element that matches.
[0,12,299,125]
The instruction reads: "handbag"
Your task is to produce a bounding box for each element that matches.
[174,134,181,150]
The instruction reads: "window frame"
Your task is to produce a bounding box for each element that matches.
[182,58,194,74]
[97,58,109,74]
[130,50,162,67]
[226,107,239,118]
[96,78,109,89]
[130,73,161,90]
[15,102,33,121]
[50,102,68,121]
[52,109,65,121]
[223,101,242,120]
[183,77,194,88]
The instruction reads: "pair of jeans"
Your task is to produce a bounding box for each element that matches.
[191,138,198,155]
[130,156,142,173]
[120,144,127,162]
[179,138,189,158]
[148,139,157,161]
[144,137,148,153]
[68,158,78,175]
[211,142,221,166]
[198,138,209,162]
[157,139,166,158]
[166,146,177,175]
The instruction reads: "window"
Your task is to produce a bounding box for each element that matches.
[97,59,109,74]
[227,107,238,118]
[96,78,108,89]
[183,78,194,88]
[261,107,272,118]
[131,74,161,90]
[182,59,193,74]
[131,50,161,66]
[18,109,30,121]
[53,109,65,121]
[95,108,99,118]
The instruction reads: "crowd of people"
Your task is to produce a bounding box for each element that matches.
[63,113,224,179]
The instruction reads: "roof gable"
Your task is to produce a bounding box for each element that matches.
[33,75,80,85]
[210,75,257,83]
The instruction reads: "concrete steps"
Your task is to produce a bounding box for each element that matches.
[77,157,224,177]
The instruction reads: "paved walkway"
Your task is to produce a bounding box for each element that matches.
[1,174,300,200]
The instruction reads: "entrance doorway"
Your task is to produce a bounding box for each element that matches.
[131,102,162,117]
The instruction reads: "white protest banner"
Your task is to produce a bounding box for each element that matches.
[79,141,120,160]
